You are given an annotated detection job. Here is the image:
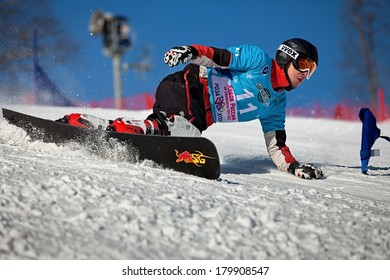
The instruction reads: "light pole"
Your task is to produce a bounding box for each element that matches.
[89,11,131,109]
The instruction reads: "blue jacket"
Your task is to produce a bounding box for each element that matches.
[190,43,297,172]
[205,45,286,133]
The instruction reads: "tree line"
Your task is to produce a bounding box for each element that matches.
[0,0,78,96]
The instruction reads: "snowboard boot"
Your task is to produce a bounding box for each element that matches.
[165,115,201,136]
[55,113,109,129]
[146,112,169,135]
[106,112,169,135]
[147,111,202,136]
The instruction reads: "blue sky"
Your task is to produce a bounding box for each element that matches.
[48,0,344,107]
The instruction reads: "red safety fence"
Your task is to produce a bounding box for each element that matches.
[287,102,389,122]
[287,88,389,122]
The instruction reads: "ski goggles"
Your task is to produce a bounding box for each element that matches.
[292,56,317,79]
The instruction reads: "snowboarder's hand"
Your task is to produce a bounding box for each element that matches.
[289,162,323,179]
[164,46,197,67]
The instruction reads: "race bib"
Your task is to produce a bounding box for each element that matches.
[210,73,238,123]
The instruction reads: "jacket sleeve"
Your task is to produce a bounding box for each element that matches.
[263,130,299,172]
[190,44,231,68]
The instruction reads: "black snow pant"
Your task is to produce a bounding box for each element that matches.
[153,64,213,132]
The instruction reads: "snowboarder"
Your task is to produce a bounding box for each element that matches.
[62,38,323,179]
[149,38,323,179]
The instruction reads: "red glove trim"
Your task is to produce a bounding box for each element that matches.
[281,146,297,164]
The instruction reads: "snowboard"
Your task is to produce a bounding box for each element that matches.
[2,108,220,179]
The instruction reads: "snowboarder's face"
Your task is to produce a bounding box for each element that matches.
[286,61,308,88]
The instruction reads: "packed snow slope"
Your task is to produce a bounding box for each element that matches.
[0,104,389,260]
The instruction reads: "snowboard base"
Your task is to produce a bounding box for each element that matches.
[2,108,220,179]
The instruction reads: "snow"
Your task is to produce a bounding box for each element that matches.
[0,104,389,260]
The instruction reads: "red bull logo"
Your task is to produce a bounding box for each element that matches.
[175,149,214,167]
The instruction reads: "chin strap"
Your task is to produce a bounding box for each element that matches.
[283,68,295,91]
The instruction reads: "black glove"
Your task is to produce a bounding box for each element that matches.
[163,46,197,67]
[288,162,323,179]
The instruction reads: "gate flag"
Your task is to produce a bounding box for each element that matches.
[359,108,390,174]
